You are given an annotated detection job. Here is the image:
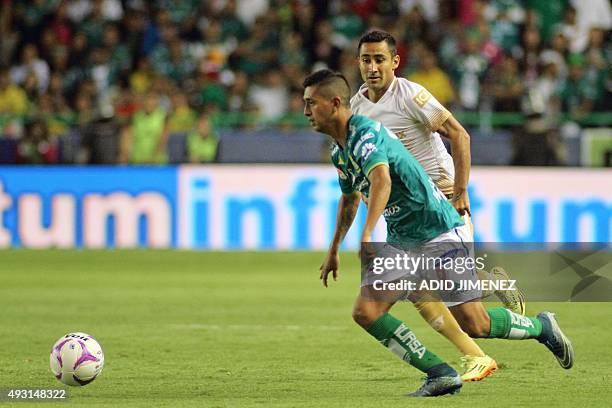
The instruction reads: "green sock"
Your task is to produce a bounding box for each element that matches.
[487,307,542,339]
[366,313,445,373]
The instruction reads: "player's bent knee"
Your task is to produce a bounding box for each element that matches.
[352,305,384,329]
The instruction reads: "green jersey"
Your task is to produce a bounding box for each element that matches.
[131,108,167,164]
[331,115,463,245]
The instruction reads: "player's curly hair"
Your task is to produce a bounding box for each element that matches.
[302,69,351,107]
[357,30,397,56]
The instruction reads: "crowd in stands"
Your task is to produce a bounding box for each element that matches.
[0,0,610,165]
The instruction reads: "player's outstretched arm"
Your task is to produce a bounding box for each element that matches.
[434,115,471,216]
[320,191,360,287]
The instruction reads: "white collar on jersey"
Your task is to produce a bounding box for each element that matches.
[358,77,398,103]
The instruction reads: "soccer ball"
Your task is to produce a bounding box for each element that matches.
[50,332,104,386]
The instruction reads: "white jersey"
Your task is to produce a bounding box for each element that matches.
[350,77,455,196]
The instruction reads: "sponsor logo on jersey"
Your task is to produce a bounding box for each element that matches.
[361,143,377,160]
[383,205,401,217]
[353,132,375,156]
[413,88,432,108]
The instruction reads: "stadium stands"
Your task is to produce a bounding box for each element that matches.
[0,0,610,165]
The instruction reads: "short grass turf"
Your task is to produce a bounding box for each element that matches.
[0,251,611,407]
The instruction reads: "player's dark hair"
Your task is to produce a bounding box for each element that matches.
[302,69,351,107]
[357,30,397,56]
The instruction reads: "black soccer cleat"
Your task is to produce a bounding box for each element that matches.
[408,364,462,397]
[537,312,574,369]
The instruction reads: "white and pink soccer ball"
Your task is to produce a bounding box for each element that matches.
[50,332,104,386]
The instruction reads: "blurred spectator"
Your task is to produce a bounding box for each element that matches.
[80,0,110,48]
[525,0,566,45]
[79,106,120,164]
[512,114,563,166]
[10,43,50,94]
[198,65,228,113]
[195,18,235,81]
[0,69,29,116]
[119,91,168,164]
[408,50,455,107]
[489,56,523,112]
[556,53,599,117]
[66,0,123,24]
[336,48,362,94]
[48,1,73,47]
[280,31,307,72]
[554,5,581,53]
[403,5,431,45]
[248,69,289,121]
[399,0,440,24]
[486,0,524,54]
[39,26,59,64]
[235,0,270,27]
[584,27,608,110]
[453,31,489,110]
[22,72,41,104]
[88,47,113,97]
[517,26,542,87]
[292,1,316,65]
[66,28,87,61]
[142,8,172,56]
[73,90,95,126]
[167,90,197,134]
[528,61,563,117]
[130,57,155,95]
[17,118,59,164]
[278,91,309,131]
[158,36,196,84]
[187,115,219,163]
[569,0,612,53]
[438,21,463,71]
[217,0,248,43]
[312,20,342,69]
[121,7,146,56]
[0,1,18,66]
[540,31,570,81]
[102,23,132,80]
[113,86,139,124]
[330,0,364,49]
[230,14,279,75]
[226,71,249,113]
[13,0,55,45]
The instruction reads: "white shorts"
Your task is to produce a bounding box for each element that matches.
[361,221,481,306]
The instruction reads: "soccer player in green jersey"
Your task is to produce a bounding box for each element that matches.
[350,30,575,380]
[302,69,574,396]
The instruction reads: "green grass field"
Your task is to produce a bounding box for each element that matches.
[1,251,611,407]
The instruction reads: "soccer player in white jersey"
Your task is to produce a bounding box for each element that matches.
[349,30,537,381]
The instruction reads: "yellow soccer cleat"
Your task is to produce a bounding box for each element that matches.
[460,355,498,382]
[491,266,526,315]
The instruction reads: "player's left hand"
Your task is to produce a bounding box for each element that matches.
[320,251,340,287]
[452,190,471,216]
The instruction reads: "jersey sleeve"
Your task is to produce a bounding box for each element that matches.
[331,148,355,194]
[401,81,451,131]
[352,128,389,178]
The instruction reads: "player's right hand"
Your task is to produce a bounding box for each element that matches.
[319,252,340,287]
